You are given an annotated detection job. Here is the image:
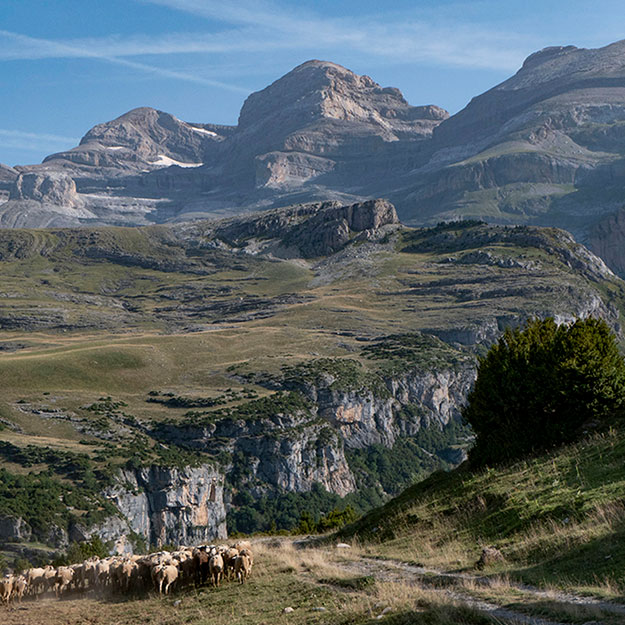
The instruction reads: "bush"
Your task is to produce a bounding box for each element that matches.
[13,557,32,574]
[463,317,625,466]
[55,536,110,566]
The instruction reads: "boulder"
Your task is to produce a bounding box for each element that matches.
[476,546,505,569]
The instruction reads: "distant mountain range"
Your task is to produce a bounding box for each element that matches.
[4,41,625,273]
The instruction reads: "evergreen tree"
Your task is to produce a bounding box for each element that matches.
[463,317,625,466]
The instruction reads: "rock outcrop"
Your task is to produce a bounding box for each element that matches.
[10,171,80,206]
[588,208,625,277]
[291,365,475,449]
[188,198,399,258]
[156,412,356,498]
[0,164,18,203]
[0,515,32,542]
[67,464,227,552]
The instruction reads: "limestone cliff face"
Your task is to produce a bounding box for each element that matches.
[99,464,227,550]
[150,362,476,514]
[157,412,356,498]
[150,361,477,506]
[0,515,32,542]
[235,423,356,496]
[184,198,399,259]
[10,171,80,207]
[293,365,475,449]
[0,164,17,203]
[588,208,625,277]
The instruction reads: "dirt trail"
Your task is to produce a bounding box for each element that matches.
[331,554,625,625]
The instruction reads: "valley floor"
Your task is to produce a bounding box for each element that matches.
[3,539,625,625]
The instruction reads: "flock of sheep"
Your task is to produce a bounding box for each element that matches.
[0,541,254,606]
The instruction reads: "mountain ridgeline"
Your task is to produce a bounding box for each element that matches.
[6,42,625,274]
[0,198,624,561]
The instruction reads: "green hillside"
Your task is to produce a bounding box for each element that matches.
[341,425,625,597]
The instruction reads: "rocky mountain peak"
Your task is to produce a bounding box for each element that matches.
[41,106,227,173]
[520,45,579,72]
[79,107,196,148]
[76,106,215,159]
[80,106,159,141]
[433,38,625,151]
[238,59,447,131]
[501,39,625,92]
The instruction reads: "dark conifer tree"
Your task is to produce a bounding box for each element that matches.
[463,317,625,466]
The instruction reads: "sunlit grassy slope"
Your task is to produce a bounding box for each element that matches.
[341,426,625,597]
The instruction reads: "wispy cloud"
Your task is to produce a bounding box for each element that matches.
[0,30,250,93]
[0,129,78,153]
[0,2,535,74]
[0,29,290,61]
[141,0,534,71]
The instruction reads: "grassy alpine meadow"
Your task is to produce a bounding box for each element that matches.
[0,220,619,435]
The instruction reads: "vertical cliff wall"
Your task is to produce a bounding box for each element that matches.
[102,464,227,549]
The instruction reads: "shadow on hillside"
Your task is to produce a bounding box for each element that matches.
[507,524,625,600]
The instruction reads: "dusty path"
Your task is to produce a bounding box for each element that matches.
[329,553,625,625]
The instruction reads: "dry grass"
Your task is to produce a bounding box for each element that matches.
[253,540,360,580]
[458,575,624,625]
[359,499,625,596]
[359,513,477,570]
[345,428,625,600]
[507,501,625,563]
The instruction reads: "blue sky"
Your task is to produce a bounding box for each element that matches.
[1,0,624,166]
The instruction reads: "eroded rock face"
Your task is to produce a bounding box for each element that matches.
[104,464,227,548]
[0,515,32,542]
[294,366,476,449]
[229,59,448,187]
[158,413,357,498]
[238,60,447,135]
[155,359,475,510]
[588,208,625,276]
[0,164,17,203]
[189,198,399,258]
[234,419,356,496]
[10,171,79,206]
[393,40,625,272]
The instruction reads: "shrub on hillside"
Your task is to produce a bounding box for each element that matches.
[54,536,110,566]
[463,317,625,466]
